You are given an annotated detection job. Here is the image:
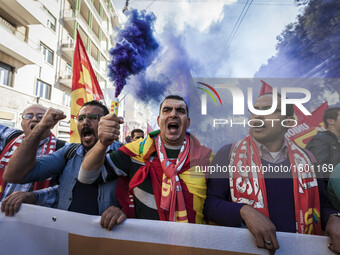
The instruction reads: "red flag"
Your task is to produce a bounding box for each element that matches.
[286,101,328,148]
[147,122,153,134]
[123,124,131,141]
[258,80,328,148]
[311,101,328,128]
[70,31,104,142]
[259,80,273,97]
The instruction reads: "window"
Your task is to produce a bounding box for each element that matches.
[47,12,56,31]
[66,64,72,79]
[0,62,13,86]
[35,80,51,100]
[64,93,71,107]
[40,43,54,65]
[67,34,74,47]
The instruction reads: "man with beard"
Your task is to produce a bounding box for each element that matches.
[4,101,126,230]
[0,104,65,206]
[78,95,212,223]
[204,94,340,254]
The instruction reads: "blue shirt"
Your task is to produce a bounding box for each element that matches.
[23,142,121,214]
[0,125,58,202]
[0,124,22,153]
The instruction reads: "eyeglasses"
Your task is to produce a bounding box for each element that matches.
[74,114,102,123]
[22,113,45,121]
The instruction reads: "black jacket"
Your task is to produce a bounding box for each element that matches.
[306,130,340,180]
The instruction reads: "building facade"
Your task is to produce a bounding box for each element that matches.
[0,0,120,140]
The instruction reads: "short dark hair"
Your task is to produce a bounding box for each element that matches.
[159,95,189,116]
[82,100,109,115]
[323,107,340,128]
[260,93,294,117]
[125,135,131,143]
[131,129,144,138]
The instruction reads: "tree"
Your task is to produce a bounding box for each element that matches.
[255,0,340,79]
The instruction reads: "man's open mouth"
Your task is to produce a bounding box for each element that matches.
[81,127,95,141]
[252,122,266,129]
[29,123,38,130]
[167,122,180,133]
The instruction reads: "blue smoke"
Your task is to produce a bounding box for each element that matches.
[127,26,194,106]
[108,9,159,97]
[133,74,170,103]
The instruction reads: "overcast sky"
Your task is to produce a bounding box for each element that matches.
[112,0,301,77]
[111,0,302,127]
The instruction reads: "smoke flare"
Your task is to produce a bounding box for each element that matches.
[108,9,159,97]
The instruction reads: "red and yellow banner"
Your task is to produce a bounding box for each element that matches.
[70,31,104,142]
[287,101,328,148]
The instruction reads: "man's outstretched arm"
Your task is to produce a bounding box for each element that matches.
[4,108,65,183]
[79,114,123,183]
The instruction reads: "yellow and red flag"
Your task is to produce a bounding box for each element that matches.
[258,80,328,148]
[70,31,104,142]
[287,101,328,148]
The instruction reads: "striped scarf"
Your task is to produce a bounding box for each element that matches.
[156,134,190,222]
[229,135,322,235]
[0,132,57,198]
[119,131,212,223]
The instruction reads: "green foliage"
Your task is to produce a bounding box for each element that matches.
[255,0,340,78]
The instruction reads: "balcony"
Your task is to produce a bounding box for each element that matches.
[83,0,110,40]
[61,39,75,61]
[0,0,48,26]
[99,0,111,19]
[63,9,109,60]
[59,73,72,88]
[0,16,42,65]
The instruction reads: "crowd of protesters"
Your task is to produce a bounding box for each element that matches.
[1,95,340,253]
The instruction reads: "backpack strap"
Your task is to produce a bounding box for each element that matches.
[0,130,23,156]
[64,144,80,164]
[56,139,66,151]
[5,130,23,146]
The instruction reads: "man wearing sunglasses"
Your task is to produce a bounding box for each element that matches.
[4,100,126,230]
[0,104,66,210]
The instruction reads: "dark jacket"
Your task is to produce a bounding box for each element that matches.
[306,130,340,181]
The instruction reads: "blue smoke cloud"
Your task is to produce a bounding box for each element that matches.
[133,74,170,103]
[108,9,159,97]
[127,25,194,106]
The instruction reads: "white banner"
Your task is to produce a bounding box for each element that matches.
[0,204,334,255]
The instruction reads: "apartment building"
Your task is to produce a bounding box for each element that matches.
[0,0,120,140]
